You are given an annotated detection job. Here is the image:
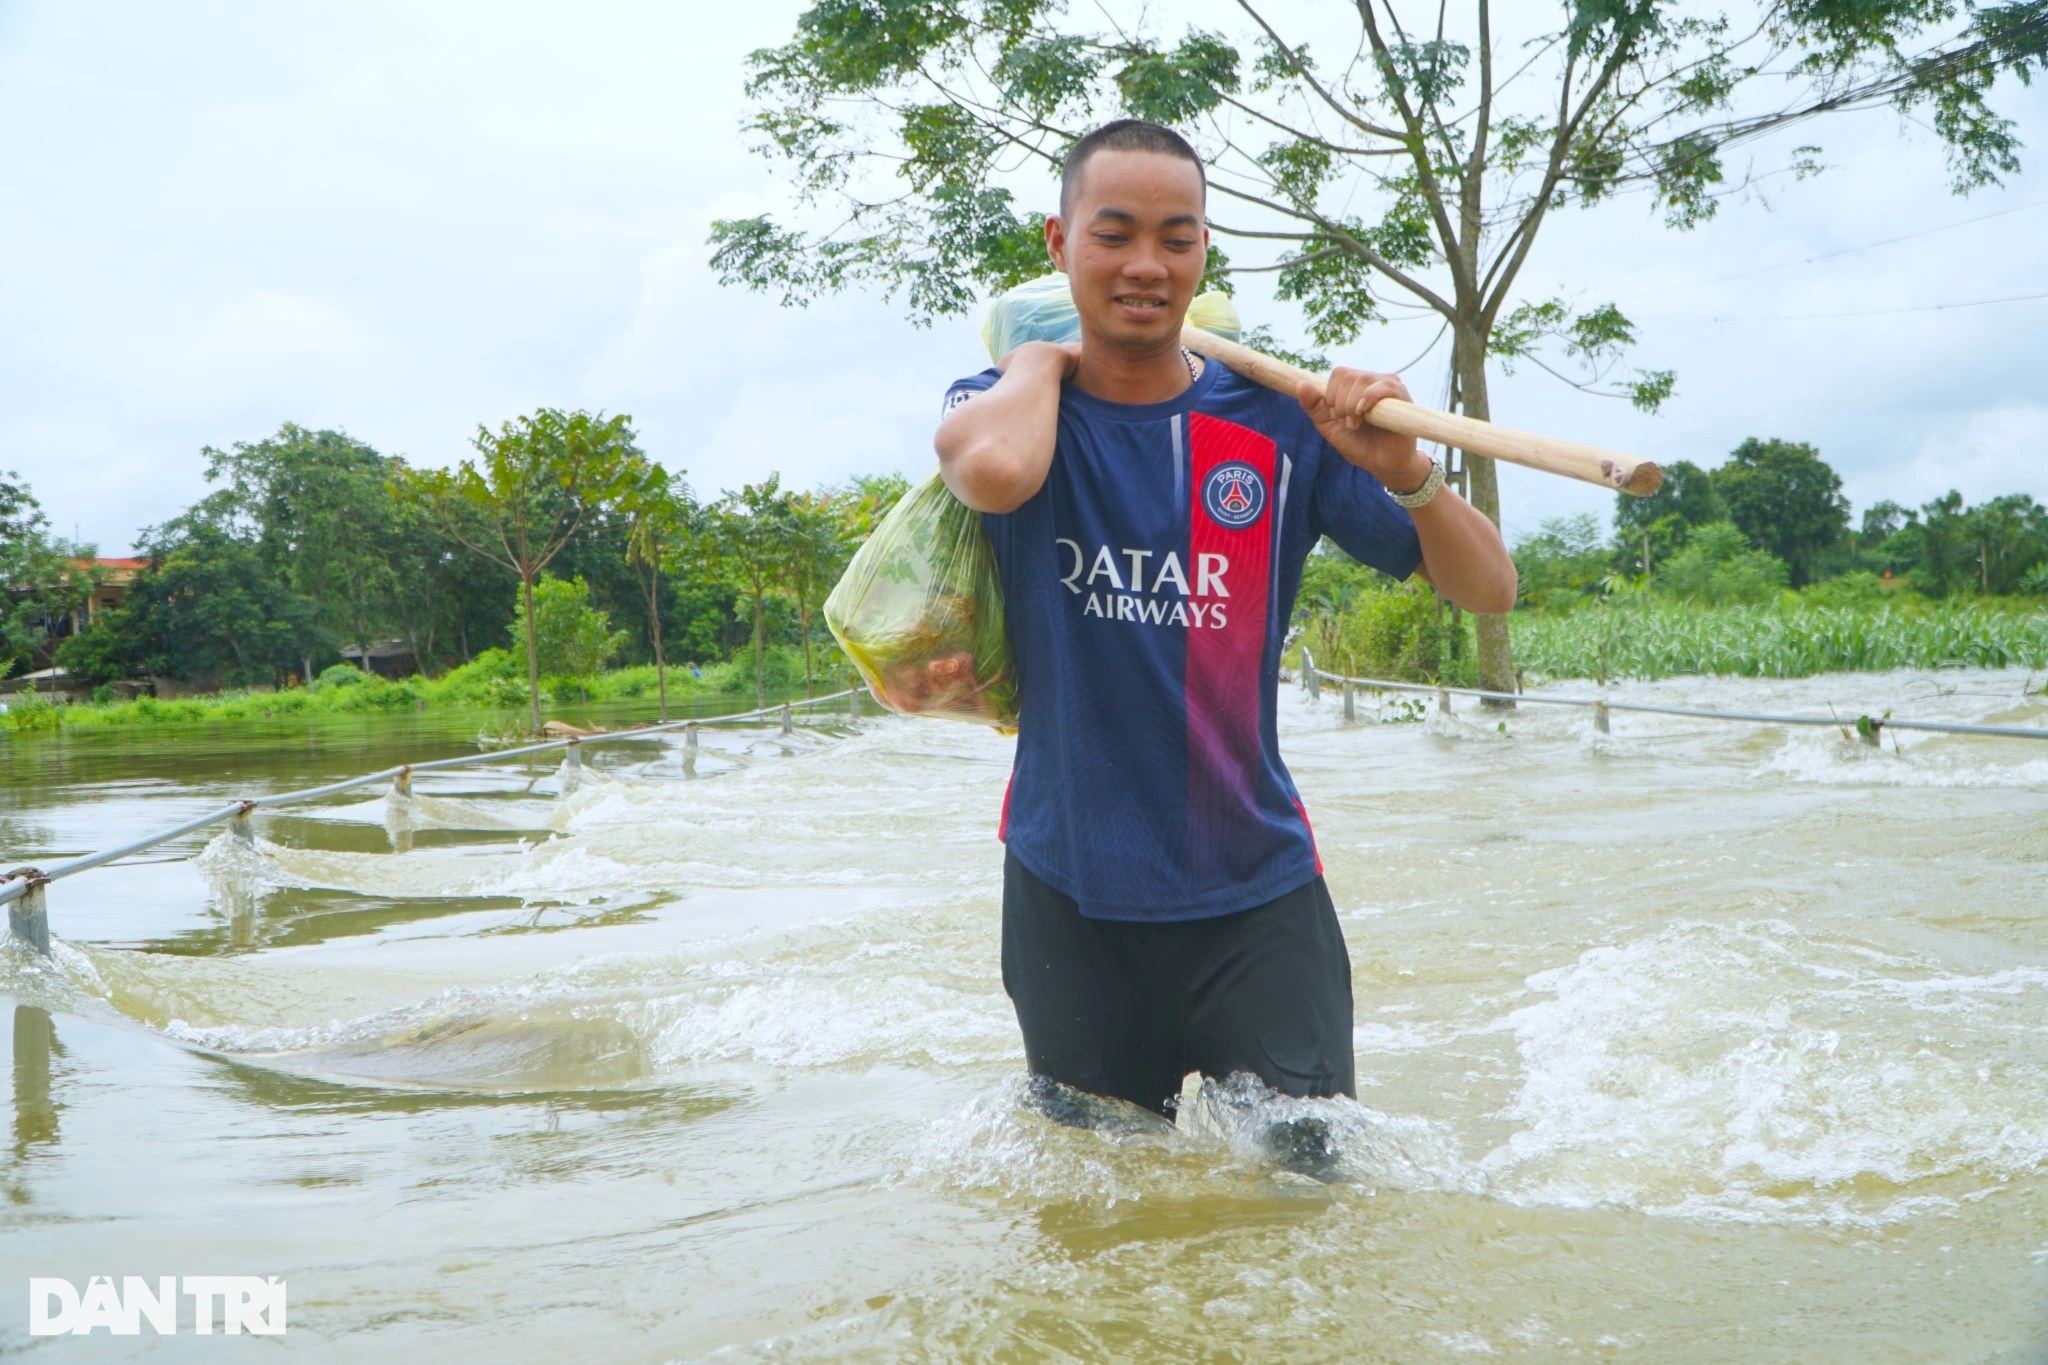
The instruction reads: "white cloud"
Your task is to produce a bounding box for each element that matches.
[0,0,2043,558]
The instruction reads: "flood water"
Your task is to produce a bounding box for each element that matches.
[3,673,2046,1361]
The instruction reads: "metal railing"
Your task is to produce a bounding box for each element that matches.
[1297,648,2048,742]
[2,688,867,954]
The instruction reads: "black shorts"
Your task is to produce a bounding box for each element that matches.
[1000,852,1356,1117]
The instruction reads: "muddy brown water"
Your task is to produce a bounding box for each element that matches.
[3,675,2045,1361]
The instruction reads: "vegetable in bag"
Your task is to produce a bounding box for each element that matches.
[824,472,1018,727]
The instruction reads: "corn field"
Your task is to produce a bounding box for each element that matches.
[1511,602,2048,682]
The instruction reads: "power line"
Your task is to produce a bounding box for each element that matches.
[1643,289,2048,324]
[1635,197,2048,297]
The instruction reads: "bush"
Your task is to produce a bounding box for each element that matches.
[1800,570,1898,610]
[1301,579,1478,685]
[315,662,371,690]
[1656,522,1790,604]
[508,575,627,681]
[0,694,61,732]
[425,648,528,708]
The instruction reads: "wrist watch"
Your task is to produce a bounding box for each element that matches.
[1387,455,1445,509]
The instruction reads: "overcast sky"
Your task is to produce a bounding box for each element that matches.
[2,1,2044,557]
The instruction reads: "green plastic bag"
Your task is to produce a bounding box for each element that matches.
[825,472,1018,728]
[981,272,1242,362]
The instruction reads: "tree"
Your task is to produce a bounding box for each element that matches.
[403,409,648,733]
[114,497,328,684]
[1715,437,1849,586]
[1512,513,1613,610]
[1655,520,1789,603]
[780,489,853,694]
[202,425,407,679]
[623,467,697,720]
[705,477,797,710]
[507,574,629,680]
[0,472,96,678]
[711,2,2046,693]
[1613,457,1724,572]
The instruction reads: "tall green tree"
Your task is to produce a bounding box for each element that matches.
[706,477,797,710]
[1716,437,1850,586]
[780,489,853,694]
[404,409,648,733]
[113,495,328,684]
[623,467,698,721]
[0,472,96,678]
[202,424,405,678]
[711,0,2047,693]
[1613,457,1724,573]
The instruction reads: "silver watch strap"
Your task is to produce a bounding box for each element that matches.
[1387,456,1445,509]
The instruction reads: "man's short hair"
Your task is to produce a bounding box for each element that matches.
[1059,119,1206,220]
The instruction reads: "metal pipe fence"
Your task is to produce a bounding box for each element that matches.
[2,688,865,948]
[1297,649,2048,742]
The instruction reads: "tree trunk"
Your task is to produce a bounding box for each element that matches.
[798,601,814,696]
[1452,320,1516,703]
[644,565,668,723]
[521,571,542,734]
[301,655,313,689]
[751,581,766,710]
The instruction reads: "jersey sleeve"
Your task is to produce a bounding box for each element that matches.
[940,367,1002,422]
[1309,442,1424,580]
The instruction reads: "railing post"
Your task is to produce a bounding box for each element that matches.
[1594,701,1611,735]
[1438,685,1452,716]
[682,722,699,774]
[1341,679,1356,722]
[1300,648,1314,693]
[561,740,583,791]
[393,766,411,799]
[850,687,861,720]
[781,703,793,736]
[1857,716,1884,748]
[9,878,50,956]
[232,803,256,847]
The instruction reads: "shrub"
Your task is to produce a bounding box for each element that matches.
[1656,522,1790,604]
[315,662,370,690]
[1302,579,1478,685]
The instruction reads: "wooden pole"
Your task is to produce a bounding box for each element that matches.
[1182,328,1662,497]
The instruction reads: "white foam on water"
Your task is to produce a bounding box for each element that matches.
[1755,729,2048,789]
[1480,917,2048,1225]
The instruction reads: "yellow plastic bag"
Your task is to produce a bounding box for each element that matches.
[825,472,1018,728]
[980,272,1241,362]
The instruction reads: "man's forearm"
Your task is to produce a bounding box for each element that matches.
[934,348,1067,514]
[1410,487,1519,616]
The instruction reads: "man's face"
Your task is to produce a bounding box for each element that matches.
[1047,149,1209,353]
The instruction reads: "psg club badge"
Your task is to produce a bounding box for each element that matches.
[1202,463,1268,528]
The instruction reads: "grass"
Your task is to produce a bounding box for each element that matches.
[1510,599,2048,682]
[1,644,854,735]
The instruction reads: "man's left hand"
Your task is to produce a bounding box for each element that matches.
[1297,368,1434,495]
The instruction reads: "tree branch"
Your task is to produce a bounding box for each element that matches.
[1355,0,1473,302]
[1233,0,1408,143]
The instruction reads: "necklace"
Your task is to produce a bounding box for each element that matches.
[1180,346,1201,385]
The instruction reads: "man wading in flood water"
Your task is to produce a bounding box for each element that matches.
[936,119,1517,1171]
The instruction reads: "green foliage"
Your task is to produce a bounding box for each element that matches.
[1799,570,1899,610]
[1655,521,1791,604]
[1514,598,2048,681]
[0,694,61,732]
[508,575,628,681]
[1715,438,1850,587]
[1512,514,1614,610]
[428,647,530,708]
[0,470,96,678]
[1301,577,1478,686]
[402,406,650,732]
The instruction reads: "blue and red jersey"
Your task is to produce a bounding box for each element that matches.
[946,362,1422,922]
